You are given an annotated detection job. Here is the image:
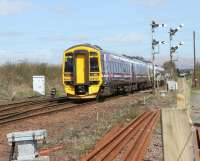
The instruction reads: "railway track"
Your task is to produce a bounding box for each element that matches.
[0,97,68,115]
[0,96,67,110]
[0,91,152,126]
[78,110,160,161]
[0,96,74,125]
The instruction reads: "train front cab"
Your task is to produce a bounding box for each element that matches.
[62,45,103,99]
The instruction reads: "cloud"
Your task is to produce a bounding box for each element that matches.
[104,33,144,44]
[40,34,90,42]
[0,31,24,37]
[0,0,31,15]
[51,5,69,15]
[0,1,69,16]
[34,3,70,16]
[0,48,63,64]
[70,35,90,41]
[129,0,167,7]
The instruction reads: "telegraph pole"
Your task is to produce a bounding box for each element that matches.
[193,31,197,87]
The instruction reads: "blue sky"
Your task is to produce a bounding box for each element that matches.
[0,0,199,68]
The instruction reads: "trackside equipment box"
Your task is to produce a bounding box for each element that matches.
[167,80,178,91]
[33,76,45,95]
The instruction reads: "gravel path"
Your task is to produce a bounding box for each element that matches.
[191,90,200,124]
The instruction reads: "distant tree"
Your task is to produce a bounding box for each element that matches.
[163,61,177,79]
[176,68,180,76]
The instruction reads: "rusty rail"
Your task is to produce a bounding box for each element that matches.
[194,127,200,161]
[78,110,160,161]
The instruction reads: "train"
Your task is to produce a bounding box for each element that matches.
[62,44,164,100]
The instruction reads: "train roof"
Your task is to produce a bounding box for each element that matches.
[65,44,154,65]
[66,44,139,62]
[65,43,103,51]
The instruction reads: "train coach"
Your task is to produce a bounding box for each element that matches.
[62,44,159,100]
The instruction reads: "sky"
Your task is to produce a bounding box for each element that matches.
[0,0,199,68]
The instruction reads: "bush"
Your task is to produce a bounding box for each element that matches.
[0,62,64,101]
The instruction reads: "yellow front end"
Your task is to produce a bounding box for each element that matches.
[62,45,103,99]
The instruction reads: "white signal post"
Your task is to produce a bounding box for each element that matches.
[151,21,166,93]
[169,24,184,79]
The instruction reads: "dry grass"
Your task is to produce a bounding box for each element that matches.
[47,101,141,159]
[0,62,64,101]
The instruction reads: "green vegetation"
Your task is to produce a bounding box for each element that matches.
[0,62,64,101]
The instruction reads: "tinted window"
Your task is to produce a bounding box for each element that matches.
[65,57,73,72]
[90,57,99,72]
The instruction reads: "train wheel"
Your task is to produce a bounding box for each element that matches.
[122,88,128,96]
[96,95,104,102]
[96,88,105,102]
[130,87,134,94]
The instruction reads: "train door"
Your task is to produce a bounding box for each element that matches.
[76,54,85,84]
[132,63,135,82]
[74,50,89,86]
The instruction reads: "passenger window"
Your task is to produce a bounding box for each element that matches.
[65,57,73,72]
[123,64,126,72]
[114,62,117,73]
[90,57,99,72]
[111,62,114,73]
[117,63,119,73]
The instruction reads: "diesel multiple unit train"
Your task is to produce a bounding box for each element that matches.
[62,44,164,100]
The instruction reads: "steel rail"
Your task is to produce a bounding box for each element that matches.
[0,101,73,120]
[194,127,200,161]
[0,89,151,110]
[96,112,157,161]
[0,101,86,125]
[134,111,160,161]
[0,91,152,126]
[121,111,160,161]
[79,112,151,161]
[0,96,67,111]
[0,102,53,117]
[0,94,123,125]
[78,111,160,161]
[0,96,66,106]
